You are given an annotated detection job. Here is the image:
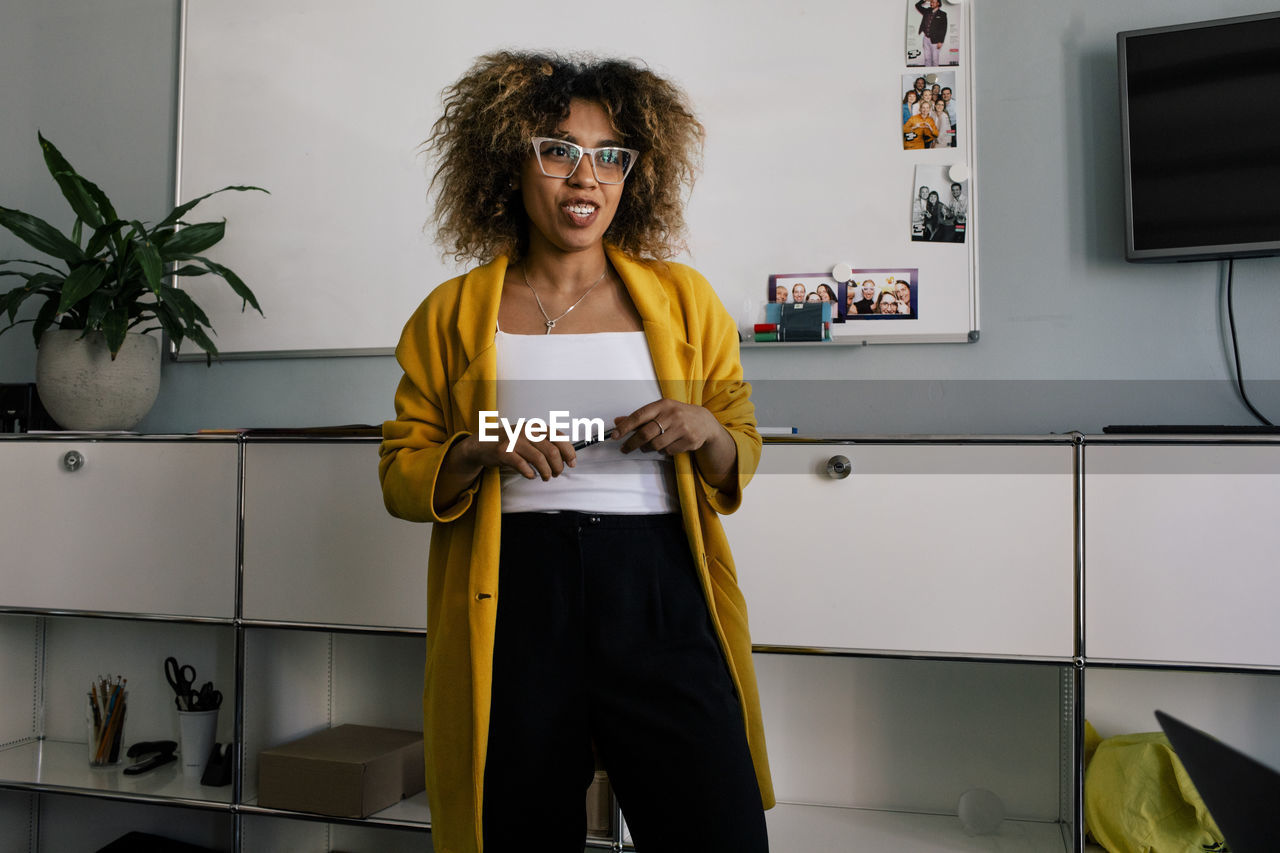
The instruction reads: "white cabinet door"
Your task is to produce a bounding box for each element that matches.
[241,442,430,629]
[724,442,1075,659]
[0,441,237,618]
[1085,443,1280,667]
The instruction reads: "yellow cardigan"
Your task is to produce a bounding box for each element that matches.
[379,246,774,853]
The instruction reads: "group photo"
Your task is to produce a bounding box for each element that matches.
[901,72,958,149]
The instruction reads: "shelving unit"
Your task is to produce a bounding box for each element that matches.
[1080,437,1280,849]
[1,433,1276,851]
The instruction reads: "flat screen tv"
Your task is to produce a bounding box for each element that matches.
[1119,12,1280,262]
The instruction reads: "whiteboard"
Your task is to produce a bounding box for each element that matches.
[177,0,977,357]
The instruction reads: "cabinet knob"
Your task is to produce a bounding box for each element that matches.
[62,450,85,472]
[826,455,852,479]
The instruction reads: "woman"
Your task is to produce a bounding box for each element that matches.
[902,105,937,150]
[815,282,838,320]
[379,51,772,853]
[930,98,952,149]
[895,281,912,314]
[924,189,942,240]
[902,89,918,123]
[875,290,899,314]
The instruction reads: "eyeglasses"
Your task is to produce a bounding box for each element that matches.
[530,137,639,185]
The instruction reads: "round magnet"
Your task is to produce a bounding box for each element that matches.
[948,164,971,183]
[830,263,853,283]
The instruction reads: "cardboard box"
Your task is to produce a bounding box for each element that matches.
[258,724,424,818]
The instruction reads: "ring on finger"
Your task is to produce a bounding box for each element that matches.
[653,418,666,435]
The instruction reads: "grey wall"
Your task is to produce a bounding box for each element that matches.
[3,0,1279,435]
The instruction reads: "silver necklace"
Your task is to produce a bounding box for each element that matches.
[521,264,609,334]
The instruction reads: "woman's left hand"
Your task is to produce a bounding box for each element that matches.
[613,399,739,491]
[612,399,728,456]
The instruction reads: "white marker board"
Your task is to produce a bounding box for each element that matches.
[177,0,977,357]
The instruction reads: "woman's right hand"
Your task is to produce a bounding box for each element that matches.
[453,433,579,482]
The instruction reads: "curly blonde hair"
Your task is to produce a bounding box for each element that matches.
[426,51,704,263]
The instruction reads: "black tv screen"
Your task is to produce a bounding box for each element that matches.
[1119,12,1280,262]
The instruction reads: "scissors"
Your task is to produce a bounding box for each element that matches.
[190,681,223,712]
[164,656,198,710]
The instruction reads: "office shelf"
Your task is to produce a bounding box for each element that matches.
[4,433,1280,851]
[0,740,232,809]
[765,802,1071,851]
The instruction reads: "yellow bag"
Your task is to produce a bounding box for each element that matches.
[1084,724,1228,853]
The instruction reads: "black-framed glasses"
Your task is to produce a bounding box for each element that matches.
[530,137,639,185]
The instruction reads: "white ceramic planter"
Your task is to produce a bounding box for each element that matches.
[35,330,161,431]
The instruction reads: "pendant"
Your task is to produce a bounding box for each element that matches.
[545,320,555,334]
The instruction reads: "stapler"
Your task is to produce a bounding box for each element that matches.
[122,740,178,775]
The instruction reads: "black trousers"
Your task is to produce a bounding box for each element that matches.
[482,512,769,853]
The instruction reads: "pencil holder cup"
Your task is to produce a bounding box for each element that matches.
[177,708,219,776]
[86,702,126,766]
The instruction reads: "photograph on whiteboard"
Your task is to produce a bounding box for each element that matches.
[838,271,918,321]
[905,0,962,67]
[767,274,843,323]
[901,72,958,149]
[911,165,968,243]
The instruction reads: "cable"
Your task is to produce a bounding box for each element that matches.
[1225,258,1275,427]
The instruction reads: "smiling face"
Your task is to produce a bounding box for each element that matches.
[792,283,807,302]
[862,281,875,299]
[520,98,626,258]
[878,294,897,314]
[895,282,911,304]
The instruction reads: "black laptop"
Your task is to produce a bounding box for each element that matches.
[1155,710,1280,852]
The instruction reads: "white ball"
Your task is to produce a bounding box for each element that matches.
[957,788,1005,836]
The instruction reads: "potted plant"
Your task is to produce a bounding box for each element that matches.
[0,132,264,430]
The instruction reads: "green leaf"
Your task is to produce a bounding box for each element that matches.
[102,306,128,357]
[155,185,267,232]
[183,323,219,363]
[129,220,163,294]
[193,255,263,314]
[76,173,118,225]
[2,277,58,323]
[160,285,211,327]
[0,317,33,340]
[0,258,64,274]
[159,221,225,257]
[72,217,83,247]
[85,219,128,258]
[151,300,185,345]
[170,264,210,277]
[32,298,59,346]
[56,264,107,314]
[84,289,113,331]
[39,133,105,228]
[0,206,84,263]
[1,283,30,321]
